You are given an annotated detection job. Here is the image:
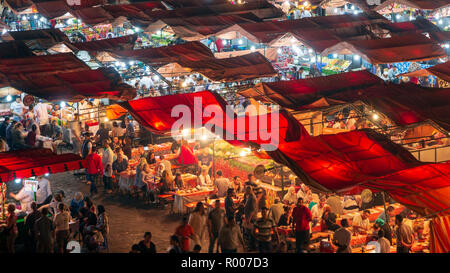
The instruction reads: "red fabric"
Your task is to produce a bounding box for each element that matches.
[113,41,214,67]
[292,205,312,231]
[25,131,36,147]
[34,1,71,19]
[72,35,137,52]
[4,0,33,12]
[0,148,86,183]
[175,224,194,252]
[86,153,103,175]
[177,146,198,165]
[0,41,34,59]
[430,215,450,253]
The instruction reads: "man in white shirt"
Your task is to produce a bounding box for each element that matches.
[10,97,26,122]
[198,166,212,187]
[352,210,371,234]
[311,197,326,226]
[36,176,52,208]
[214,170,231,197]
[268,198,284,225]
[10,181,34,213]
[34,100,52,128]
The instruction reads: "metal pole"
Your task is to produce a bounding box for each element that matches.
[382,191,388,223]
[213,139,216,181]
[280,165,285,196]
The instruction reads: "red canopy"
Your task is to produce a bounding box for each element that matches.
[3,0,33,12]
[0,149,86,183]
[71,34,138,52]
[0,41,34,59]
[4,28,71,51]
[177,52,276,82]
[112,41,214,66]
[8,67,136,102]
[374,0,450,11]
[322,33,447,64]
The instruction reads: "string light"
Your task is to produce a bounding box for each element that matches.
[372,114,379,120]
[6,95,12,101]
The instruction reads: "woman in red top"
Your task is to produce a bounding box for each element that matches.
[0,204,19,253]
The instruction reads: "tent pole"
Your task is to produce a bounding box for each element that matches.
[382,191,388,223]
[213,138,216,181]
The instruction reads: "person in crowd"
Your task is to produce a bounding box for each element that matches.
[9,179,34,213]
[86,146,103,197]
[123,137,133,160]
[126,118,135,139]
[113,149,129,182]
[160,170,174,194]
[346,110,358,130]
[218,215,245,253]
[374,218,392,244]
[111,121,124,139]
[326,194,344,215]
[292,197,312,253]
[388,65,400,83]
[169,235,183,253]
[378,205,395,223]
[34,207,54,253]
[11,122,29,150]
[224,188,237,219]
[311,196,326,227]
[157,154,173,180]
[33,100,52,133]
[96,205,109,251]
[0,116,10,140]
[146,150,156,165]
[25,123,38,147]
[214,170,230,198]
[70,192,85,218]
[130,244,141,253]
[70,118,82,156]
[197,148,212,174]
[110,136,121,151]
[343,195,359,213]
[395,214,414,253]
[377,229,391,253]
[245,174,258,188]
[277,206,292,226]
[268,198,284,225]
[189,202,208,249]
[233,176,243,193]
[352,210,371,234]
[198,166,212,187]
[48,119,62,140]
[44,192,64,216]
[0,138,7,152]
[36,175,52,208]
[243,186,258,250]
[175,216,194,253]
[283,186,298,204]
[208,200,225,253]
[10,96,26,122]
[332,218,352,253]
[24,202,41,252]
[95,123,110,146]
[321,205,340,231]
[174,173,183,189]
[102,140,114,194]
[81,132,93,159]
[0,204,18,252]
[253,206,279,253]
[135,157,149,193]
[191,244,201,253]
[54,203,70,253]
[332,112,347,129]
[5,120,17,148]
[137,231,156,253]
[309,63,321,77]
[255,187,267,212]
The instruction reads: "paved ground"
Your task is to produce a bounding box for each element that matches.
[51,171,185,253]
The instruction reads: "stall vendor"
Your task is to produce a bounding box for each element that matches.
[352,210,371,234]
[198,166,212,187]
[9,180,34,213]
[10,97,27,122]
[175,141,198,166]
[197,148,212,174]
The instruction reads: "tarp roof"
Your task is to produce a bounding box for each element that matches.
[321,33,447,64]
[0,148,86,183]
[71,34,138,52]
[400,61,450,83]
[2,28,71,51]
[240,71,450,131]
[177,52,276,82]
[3,0,33,13]
[112,41,215,67]
[119,90,450,216]
[0,41,35,59]
[373,0,450,11]
[5,67,136,102]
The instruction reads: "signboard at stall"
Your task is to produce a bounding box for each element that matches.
[24,179,38,193]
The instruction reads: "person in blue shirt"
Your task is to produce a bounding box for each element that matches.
[69,192,85,218]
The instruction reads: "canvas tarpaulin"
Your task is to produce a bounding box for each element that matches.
[3,0,33,13]
[112,41,214,67]
[119,90,450,216]
[71,34,138,52]
[321,33,447,64]
[5,67,136,102]
[429,214,450,253]
[2,28,71,51]
[400,61,450,83]
[374,0,450,11]
[177,52,276,82]
[0,148,86,183]
[0,41,35,59]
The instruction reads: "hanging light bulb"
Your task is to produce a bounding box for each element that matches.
[182,129,190,137]
[15,179,21,184]
[134,27,140,32]
[6,95,12,102]
[238,39,243,45]
[60,101,66,108]
[222,40,227,46]
[444,43,450,49]
[372,114,379,120]
[333,53,338,58]
[354,11,358,15]
[66,19,72,25]
[153,75,160,81]
[115,61,120,67]
[1,28,6,35]
[129,61,135,66]
[22,16,27,21]
[40,17,46,22]
[351,5,355,10]
[250,45,255,51]
[334,8,338,13]
[277,48,282,54]
[34,15,38,20]
[438,19,443,25]
[396,14,401,20]
[45,173,50,177]
[353,55,360,60]
[104,117,109,122]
